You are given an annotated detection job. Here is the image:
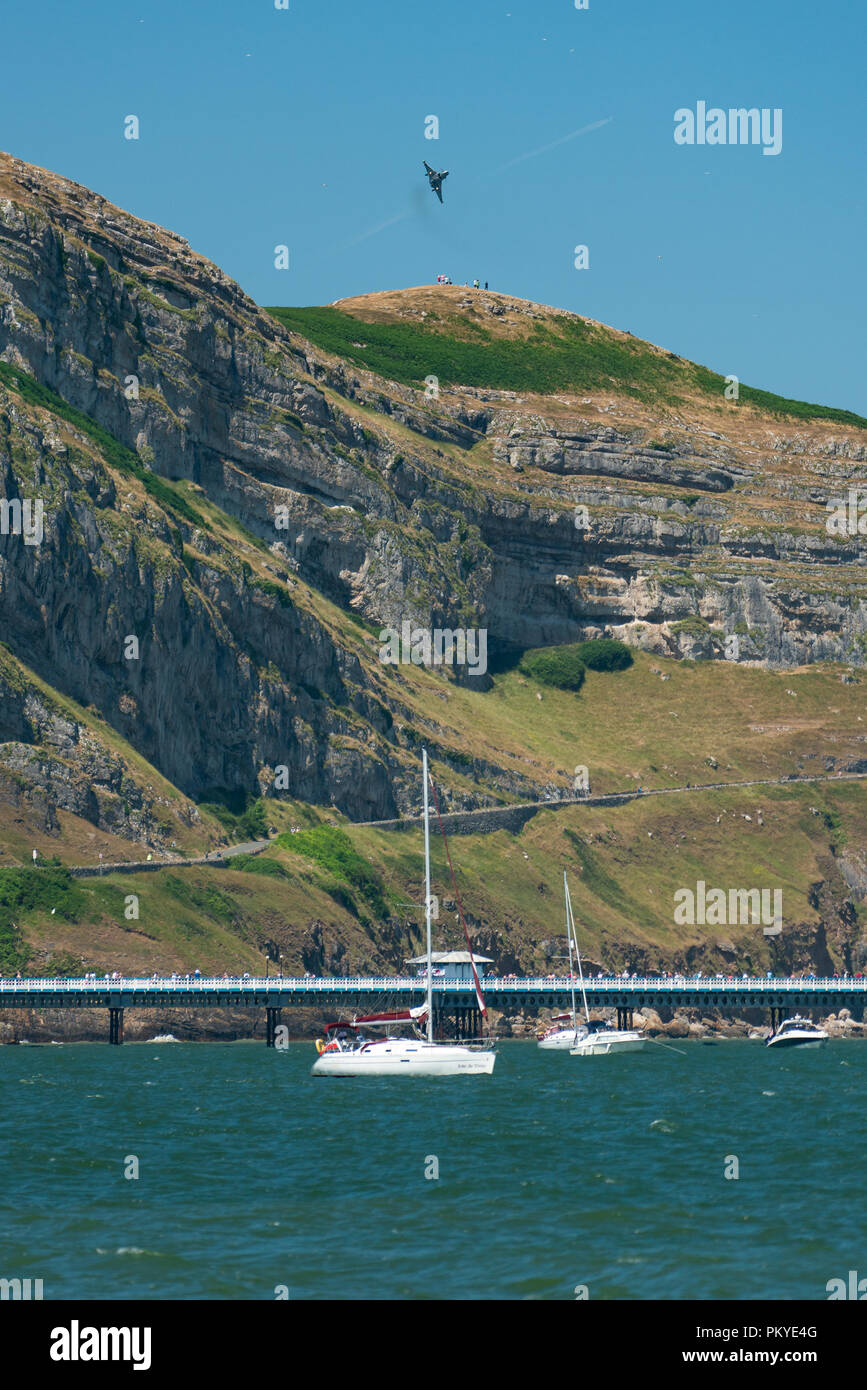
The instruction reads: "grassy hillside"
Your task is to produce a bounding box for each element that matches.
[10,777,863,980]
[267,292,867,427]
[5,649,865,979]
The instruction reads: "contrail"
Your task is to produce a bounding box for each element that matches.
[341,119,612,250]
[494,117,613,172]
[345,210,412,248]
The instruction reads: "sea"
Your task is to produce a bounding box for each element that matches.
[1,1038,864,1301]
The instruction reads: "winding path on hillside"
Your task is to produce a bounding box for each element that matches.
[67,838,272,879]
[359,769,867,838]
[61,770,866,874]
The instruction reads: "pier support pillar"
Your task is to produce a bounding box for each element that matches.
[265,1007,282,1048]
[108,1007,124,1045]
[617,1007,633,1030]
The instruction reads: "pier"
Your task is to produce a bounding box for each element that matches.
[0,974,863,1042]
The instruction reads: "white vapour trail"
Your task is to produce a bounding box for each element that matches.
[345,210,412,247]
[494,117,613,172]
[342,118,611,249]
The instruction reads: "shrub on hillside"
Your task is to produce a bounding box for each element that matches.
[518,646,586,691]
[574,638,633,672]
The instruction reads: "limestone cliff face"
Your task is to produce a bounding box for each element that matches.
[0,150,865,826]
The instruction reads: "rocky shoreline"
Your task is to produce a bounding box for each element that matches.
[2,1002,866,1044]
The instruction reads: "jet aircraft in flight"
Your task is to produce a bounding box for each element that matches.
[423,161,449,203]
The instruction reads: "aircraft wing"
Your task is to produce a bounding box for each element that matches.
[423,161,435,175]
[434,183,443,203]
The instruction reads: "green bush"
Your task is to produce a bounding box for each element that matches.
[0,865,87,923]
[518,645,586,692]
[238,800,268,839]
[574,638,634,672]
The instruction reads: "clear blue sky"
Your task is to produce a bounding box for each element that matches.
[2,0,864,412]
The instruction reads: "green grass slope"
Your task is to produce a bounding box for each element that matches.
[267,301,867,427]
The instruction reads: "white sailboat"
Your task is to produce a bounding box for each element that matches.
[311,749,496,1076]
[537,872,584,1048]
[540,873,647,1057]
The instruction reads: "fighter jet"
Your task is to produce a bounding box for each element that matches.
[423,161,449,203]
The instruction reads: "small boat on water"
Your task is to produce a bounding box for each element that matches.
[537,873,648,1056]
[312,748,496,1077]
[537,874,584,1049]
[766,1016,828,1050]
[571,1019,648,1055]
[538,1013,582,1049]
[313,1014,495,1075]
[562,874,646,1057]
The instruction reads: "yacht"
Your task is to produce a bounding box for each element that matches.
[312,1019,495,1076]
[312,749,496,1077]
[538,1012,583,1049]
[766,1016,828,1050]
[570,1018,648,1055]
[536,873,647,1057]
[538,875,586,1050]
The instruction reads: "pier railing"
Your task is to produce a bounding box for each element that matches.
[2,974,861,1044]
[1,974,865,994]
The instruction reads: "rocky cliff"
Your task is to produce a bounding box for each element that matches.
[0,150,865,834]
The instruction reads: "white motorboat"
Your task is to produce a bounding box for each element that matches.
[312,748,496,1077]
[570,1019,647,1055]
[766,1015,828,1050]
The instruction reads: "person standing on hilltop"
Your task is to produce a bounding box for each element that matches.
[473,278,479,289]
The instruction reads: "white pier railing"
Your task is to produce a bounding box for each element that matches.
[0,974,865,994]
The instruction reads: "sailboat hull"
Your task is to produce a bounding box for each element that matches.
[570,1032,647,1056]
[312,1040,496,1076]
[538,1029,581,1049]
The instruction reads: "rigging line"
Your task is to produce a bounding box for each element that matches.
[644,1038,688,1056]
[427,770,488,1019]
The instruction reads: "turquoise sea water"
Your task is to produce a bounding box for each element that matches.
[1,1039,864,1301]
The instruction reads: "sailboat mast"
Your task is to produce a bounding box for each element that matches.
[565,876,591,1025]
[423,747,433,1043]
[564,870,577,1028]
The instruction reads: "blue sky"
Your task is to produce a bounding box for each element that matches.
[2,0,864,412]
